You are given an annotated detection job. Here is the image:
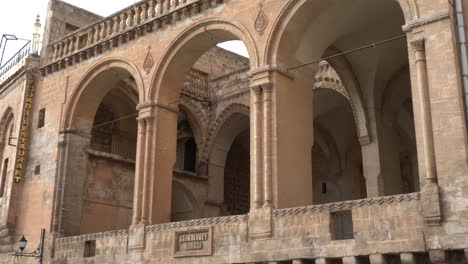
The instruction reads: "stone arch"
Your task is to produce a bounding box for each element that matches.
[178,98,207,146]
[204,104,250,216]
[149,18,259,104]
[62,57,144,131]
[171,180,200,221]
[0,108,14,148]
[322,49,370,142]
[202,103,250,161]
[264,0,415,66]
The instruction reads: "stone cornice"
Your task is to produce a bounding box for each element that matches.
[402,11,450,32]
[40,0,225,77]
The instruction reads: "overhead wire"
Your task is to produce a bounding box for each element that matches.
[287,34,407,71]
[76,112,139,133]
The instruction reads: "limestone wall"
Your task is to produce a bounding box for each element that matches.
[51,193,425,263]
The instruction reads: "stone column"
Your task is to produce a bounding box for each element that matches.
[400,253,416,264]
[410,39,441,225]
[132,118,146,224]
[411,39,437,184]
[263,83,273,208]
[369,254,387,264]
[429,249,448,264]
[251,85,263,209]
[51,132,69,234]
[141,117,153,224]
[315,258,329,264]
[343,256,360,264]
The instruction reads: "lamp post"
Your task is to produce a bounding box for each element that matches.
[13,229,45,264]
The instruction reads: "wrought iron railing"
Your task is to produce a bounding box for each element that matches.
[46,0,201,64]
[90,131,137,160]
[0,41,31,84]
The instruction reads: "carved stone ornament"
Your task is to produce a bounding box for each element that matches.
[143,46,154,74]
[254,2,268,34]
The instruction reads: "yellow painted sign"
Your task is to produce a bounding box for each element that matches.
[14,77,35,183]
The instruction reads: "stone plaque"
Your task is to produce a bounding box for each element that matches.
[173,226,212,258]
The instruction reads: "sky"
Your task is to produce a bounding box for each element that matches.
[0,0,248,67]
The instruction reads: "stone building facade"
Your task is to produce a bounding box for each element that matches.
[0,0,468,263]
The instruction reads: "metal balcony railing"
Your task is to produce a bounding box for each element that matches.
[0,41,31,84]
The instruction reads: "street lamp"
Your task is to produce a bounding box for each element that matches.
[13,229,45,264]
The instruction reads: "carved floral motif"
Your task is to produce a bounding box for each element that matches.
[254,2,268,34]
[143,46,154,74]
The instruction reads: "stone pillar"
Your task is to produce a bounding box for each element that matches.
[148,103,178,224]
[343,256,360,264]
[251,85,263,209]
[411,39,437,184]
[315,258,328,264]
[132,118,146,224]
[400,253,416,264]
[263,83,273,208]
[410,39,441,225]
[361,108,385,197]
[429,249,448,264]
[141,116,153,224]
[292,259,306,264]
[369,254,387,264]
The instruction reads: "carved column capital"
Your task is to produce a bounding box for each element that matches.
[411,39,425,51]
[250,85,263,94]
[261,82,273,93]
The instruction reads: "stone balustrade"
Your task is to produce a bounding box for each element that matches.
[41,0,221,75]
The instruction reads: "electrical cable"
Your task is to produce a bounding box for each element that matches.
[287,34,407,71]
[76,112,139,133]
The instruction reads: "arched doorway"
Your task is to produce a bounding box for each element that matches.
[312,88,365,204]
[147,20,256,224]
[270,0,417,207]
[61,61,141,236]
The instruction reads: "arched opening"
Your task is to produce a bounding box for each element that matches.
[62,63,140,236]
[171,181,199,222]
[272,0,417,208]
[206,111,250,217]
[0,114,14,199]
[313,88,365,204]
[175,110,197,173]
[152,22,255,223]
[223,129,250,215]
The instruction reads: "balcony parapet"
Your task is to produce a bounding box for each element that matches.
[146,214,248,233]
[274,192,420,217]
[56,229,128,247]
[40,0,226,77]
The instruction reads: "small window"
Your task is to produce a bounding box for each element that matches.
[84,240,96,258]
[34,164,40,175]
[331,210,353,240]
[38,108,45,128]
[322,183,327,194]
[0,159,8,197]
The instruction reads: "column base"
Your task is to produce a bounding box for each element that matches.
[128,223,146,251]
[248,207,273,240]
[421,182,442,226]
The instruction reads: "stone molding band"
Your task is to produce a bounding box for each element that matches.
[402,11,450,32]
[137,101,179,113]
[273,192,420,217]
